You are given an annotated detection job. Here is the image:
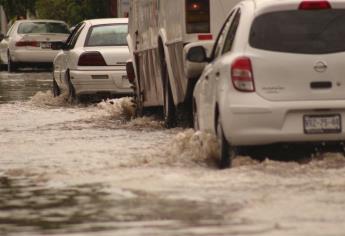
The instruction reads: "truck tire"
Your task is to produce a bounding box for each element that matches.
[133,77,143,117]
[162,61,176,128]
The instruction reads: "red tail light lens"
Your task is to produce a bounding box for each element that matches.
[78,52,107,66]
[15,41,39,47]
[231,57,255,92]
[299,1,331,10]
[198,34,213,40]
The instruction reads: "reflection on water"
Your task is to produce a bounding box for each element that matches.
[0,177,232,236]
[0,72,52,103]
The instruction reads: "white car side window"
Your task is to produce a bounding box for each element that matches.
[212,9,236,59]
[6,24,15,37]
[222,9,241,55]
[64,23,85,50]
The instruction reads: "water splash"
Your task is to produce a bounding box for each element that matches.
[96,97,135,121]
[135,129,220,168]
[29,90,70,107]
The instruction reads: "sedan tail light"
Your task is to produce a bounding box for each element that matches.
[78,52,107,66]
[231,57,255,92]
[299,1,331,10]
[15,41,40,47]
[198,34,213,40]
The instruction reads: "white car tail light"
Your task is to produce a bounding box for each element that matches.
[198,34,213,40]
[15,41,40,47]
[299,1,331,10]
[231,57,255,92]
[78,52,107,66]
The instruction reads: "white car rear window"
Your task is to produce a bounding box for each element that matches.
[85,24,128,47]
[18,22,70,34]
[249,10,345,54]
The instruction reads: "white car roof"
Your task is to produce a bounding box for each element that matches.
[251,0,345,10]
[15,19,68,24]
[85,18,128,26]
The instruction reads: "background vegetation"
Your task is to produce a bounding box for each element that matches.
[0,0,113,26]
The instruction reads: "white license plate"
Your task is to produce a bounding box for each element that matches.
[41,42,51,49]
[304,114,341,134]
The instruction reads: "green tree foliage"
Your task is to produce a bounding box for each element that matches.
[0,0,36,20]
[36,0,111,26]
[0,0,112,26]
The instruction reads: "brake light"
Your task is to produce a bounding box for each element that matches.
[299,1,331,10]
[15,41,39,47]
[198,34,213,40]
[186,0,210,34]
[231,57,255,92]
[78,52,107,66]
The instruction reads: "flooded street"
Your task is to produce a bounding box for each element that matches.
[1,72,345,236]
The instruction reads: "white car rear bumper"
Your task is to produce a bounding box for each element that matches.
[221,94,345,146]
[11,49,58,63]
[69,69,132,96]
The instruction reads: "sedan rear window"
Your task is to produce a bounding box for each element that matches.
[18,22,70,34]
[249,10,345,54]
[85,24,128,47]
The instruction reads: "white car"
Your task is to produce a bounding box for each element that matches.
[0,20,70,72]
[52,18,132,101]
[190,0,345,168]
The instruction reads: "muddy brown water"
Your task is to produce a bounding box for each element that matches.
[1,71,345,236]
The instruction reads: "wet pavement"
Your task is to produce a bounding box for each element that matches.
[1,71,345,236]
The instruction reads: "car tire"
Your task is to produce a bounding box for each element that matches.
[216,117,234,169]
[193,99,199,130]
[7,52,17,73]
[0,59,6,71]
[133,76,144,117]
[52,77,61,97]
[162,60,176,128]
[66,71,76,103]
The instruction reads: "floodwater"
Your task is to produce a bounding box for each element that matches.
[1,71,345,236]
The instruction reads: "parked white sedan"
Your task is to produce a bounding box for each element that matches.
[0,20,70,72]
[52,18,132,101]
[189,0,345,168]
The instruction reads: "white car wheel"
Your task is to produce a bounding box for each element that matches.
[216,117,234,169]
[7,52,17,73]
[193,99,199,130]
[52,77,61,97]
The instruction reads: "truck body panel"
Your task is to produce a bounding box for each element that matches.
[128,0,240,108]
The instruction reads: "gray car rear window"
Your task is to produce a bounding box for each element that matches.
[85,24,128,47]
[249,10,345,54]
[18,22,70,34]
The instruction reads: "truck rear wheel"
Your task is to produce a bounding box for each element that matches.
[163,62,176,128]
[133,85,143,117]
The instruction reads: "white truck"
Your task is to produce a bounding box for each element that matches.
[127,0,239,127]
